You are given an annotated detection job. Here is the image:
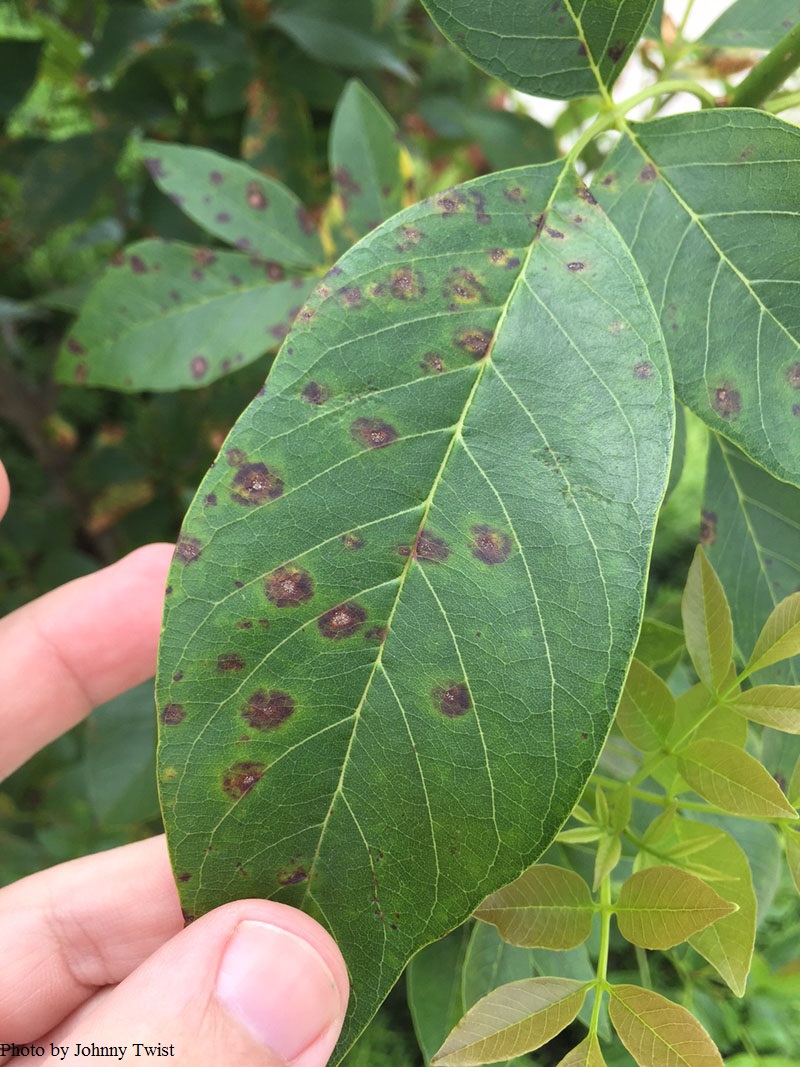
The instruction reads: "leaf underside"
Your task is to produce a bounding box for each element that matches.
[157,161,673,1058]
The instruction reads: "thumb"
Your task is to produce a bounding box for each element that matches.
[49,900,349,1067]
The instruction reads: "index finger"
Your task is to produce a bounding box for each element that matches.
[0,461,9,520]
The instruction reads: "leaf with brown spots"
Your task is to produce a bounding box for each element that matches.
[422,0,655,100]
[158,160,672,1061]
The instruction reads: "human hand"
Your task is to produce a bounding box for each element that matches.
[0,460,348,1065]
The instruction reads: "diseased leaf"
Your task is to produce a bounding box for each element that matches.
[594,111,800,488]
[421,0,656,100]
[407,926,471,1066]
[700,1,800,50]
[56,241,313,392]
[749,593,800,676]
[139,141,325,268]
[433,978,588,1066]
[729,685,800,733]
[677,740,797,819]
[609,984,724,1067]
[156,162,673,1057]
[617,658,675,751]
[615,865,736,950]
[704,434,800,687]
[475,864,594,950]
[681,548,733,693]
[555,1035,607,1067]
[330,80,406,244]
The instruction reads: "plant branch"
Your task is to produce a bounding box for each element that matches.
[729,21,800,108]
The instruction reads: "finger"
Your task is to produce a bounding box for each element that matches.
[45,901,349,1067]
[0,541,173,778]
[0,460,9,520]
[0,837,183,1040]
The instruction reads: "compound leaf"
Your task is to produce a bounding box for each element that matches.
[475,864,594,950]
[57,241,313,392]
[682,548,733,693]
[433,978,587,1066]
[157,161,673,1057]
[594,110,800,488]
[615,865,736,950]
[609,985,723,1067]
[421,0,657,100]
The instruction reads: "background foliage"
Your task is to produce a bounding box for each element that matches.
[1,1,800,1064]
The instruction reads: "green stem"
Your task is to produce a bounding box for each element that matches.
[590,877,612,1037]
[765,88,800,112]
[635,945,653,990]
[729,20,800,108]
[677,0,697,38]
[618,78,718,113]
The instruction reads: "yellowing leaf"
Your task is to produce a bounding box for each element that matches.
[617,659,675,752]
[748,592,800,675]
[784,826,800,895]
[681,548,733,693]
[609,984,723,1067]
[432,978,588,1066]
[555,1035,607,1067]
[475,864,594,950]
[677,739,797,818]
[730,685,800,733]
[615,865,736,949]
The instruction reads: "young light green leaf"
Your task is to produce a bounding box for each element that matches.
[139,141,325,268]
[594,111,800,488]
[330,80,406,245]
[703,434,800,687]
[700,0,800,49]
[421,0,656,100]
[475,864,594,950]
[594,835,622,892]
[615,866,736,950]
[783,826,800,894]
[608,984,724,1067]
[616,658,675,751]
[558,827,605,844]
[56,241,313,392]
[555,1035,607,1067]
[669,684,747,749]
[681,548,734,693]
[677,739,797,818]
[634,618,685,676]
[748,593,800,676]
[729,685,800,733]
[407,926,471,1066]
[641,803,678,848]
[432,978,588,1066]
[157,161,674,1057]
[611,784,632,834]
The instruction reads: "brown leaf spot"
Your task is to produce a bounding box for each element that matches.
[488,248,520,269]
[415,529,450,563]
[231,462,285,505]
[471,524,512,564]
[246,182,268,210]
[792,404,800,417]
[434,190,465,216]
[365,627,387,643]
[318,602,367,640]
[175,536,202,564]
[633,361,654,380]
[339,285,363,308]
[444,267,487,308]
[226,447,247,467]
[432,682,471,718]
[391,267,426,301]
[455,329,493,359]
[301,381,329,405]
[469,189,491,224]
[567,261,586,272]
[396,225,424,251]
[340,532,365,550]
[420,351,445,374]
[351,418,398,449]
[204,493,217,506]
[177,872,191,882]
[700,510,717,546]
[66,337,85,354]
[545,227,565,239]
[607,41,627,62]
[222,761,266,799]
[297,206,315,234]
[161,703,186,726]
[503,185,524,203]
[265,566,315,607]
[577,185,597,205]
[130,255,147,274]
[786,363,800,388]
[277,865,308,886]
[638,163,658,183]
[242,690,295,731]
[218,653,245,671]
[601,172,617,187]
[210,170,223,185]
[190,355,209,379]
[192,248,217,268]
[712,385,742,421]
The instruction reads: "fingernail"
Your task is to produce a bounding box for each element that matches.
[216,921,342,1062]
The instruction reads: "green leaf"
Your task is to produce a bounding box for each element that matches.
[748,593,800,676]
[645,1,664,39]
[594,111,800,488]
[421,0,656,100]
[21,132,123,234]
[669,683,747,750]
[681,548,733,693]
[462,921,537,1010]
[407,926,471,1066]
[593,835,622,892]
[729,684,800,732]
[700,1,800,50]
[634,619,684,676]
[139,141,325,268]
[677,740,797,819]
[475,864,594,950]
[783,825,800,893]
[433,978,588,1066]
[555,1036,606,1067]
[615,865,736,950]
[608,984,724,1067]
[156,162,673,1057]
[704,434,800,687]
[616,658,675,751]
[330,80,405,244]
[56,240,313,392]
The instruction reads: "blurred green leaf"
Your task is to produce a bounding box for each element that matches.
[0,40,42,120]
[407,926,471,1066]
[700,1,800,49]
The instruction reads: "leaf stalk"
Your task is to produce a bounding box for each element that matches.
[729,20,800,108]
